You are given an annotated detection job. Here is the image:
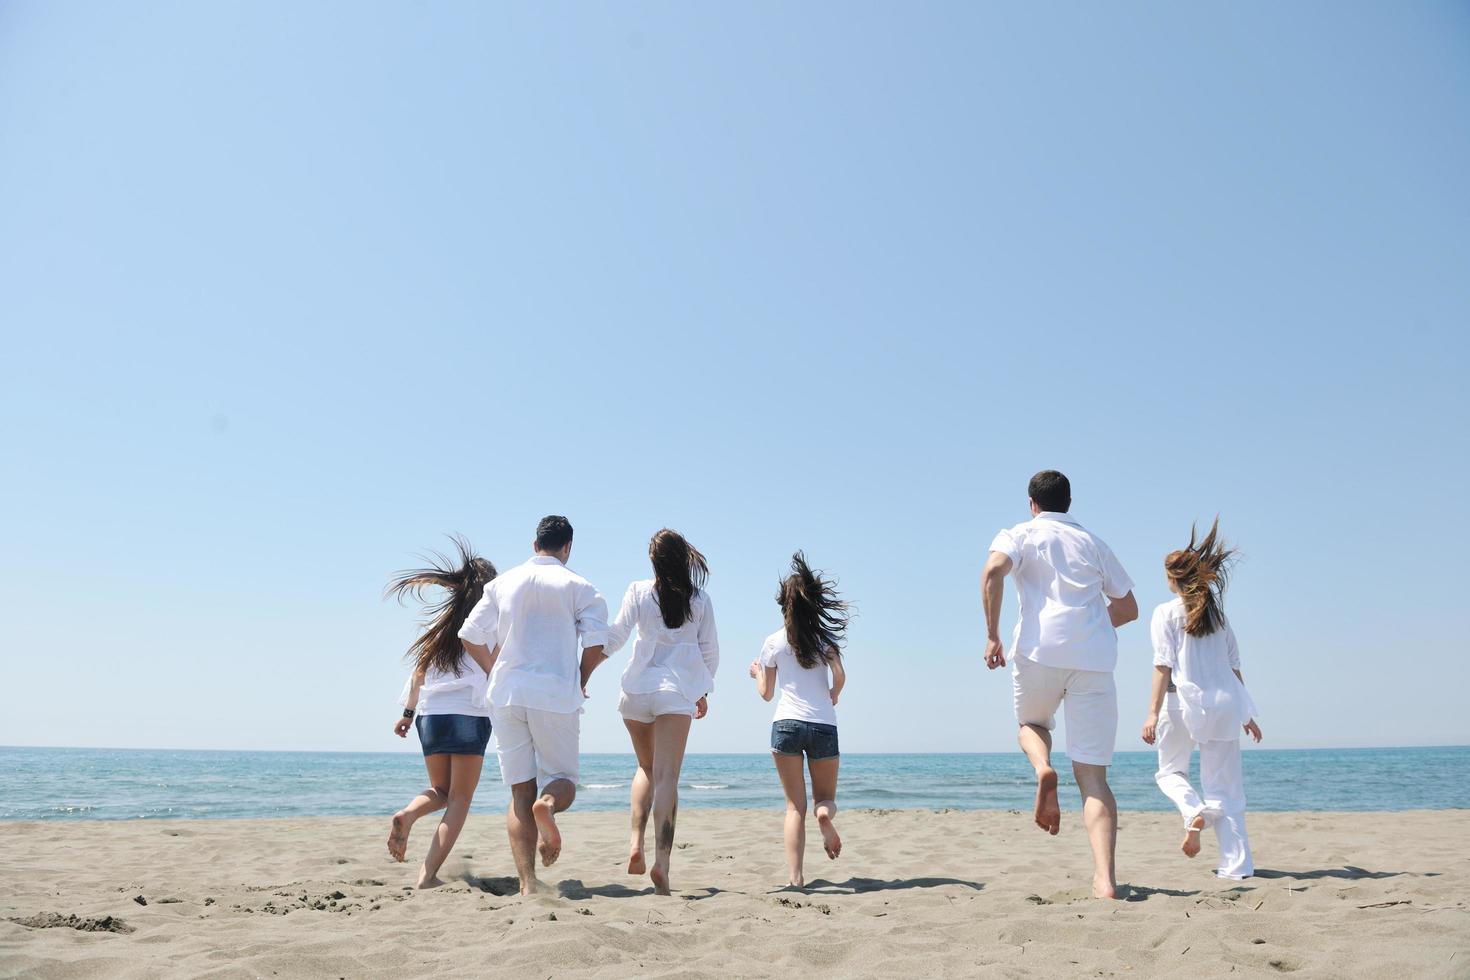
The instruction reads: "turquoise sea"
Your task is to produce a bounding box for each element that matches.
[2,746,1466,821]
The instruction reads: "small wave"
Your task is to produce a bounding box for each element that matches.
[684,784,730,790]
[581,783,626,790]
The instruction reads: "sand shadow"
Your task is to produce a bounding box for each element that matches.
[556,879,733,901]
[463,874,520,896]
[1116,884,1204,901]
[1253,867,1428,881]
[798,876,985,895]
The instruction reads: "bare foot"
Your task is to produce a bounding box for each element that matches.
[788,876,805,889]
[1034,767,1061,835]
[518,878,539,897]
[628,840,647,875]
[532,798,562,867]
[650,863,671,896]
[415,874,445,890]
[817,812,842,859]
[387,813,410,862]
[1092,875,1117,899]
[1182,814,1205,858]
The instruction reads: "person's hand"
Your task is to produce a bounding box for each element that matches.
[394,716,412,738]
[694,696,708,719]
[1141,714,1158,745]
[748,660,761,679]
[1244,719,1262,743]
[984,638,1006,670]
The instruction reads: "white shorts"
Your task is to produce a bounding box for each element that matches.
[1012,656,1118,767]
[617,689,696,724]
[489,704,580,791]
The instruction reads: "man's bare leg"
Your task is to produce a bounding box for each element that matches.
[623,719,655,875]
[507,780,540,895]
[649,713,692,896]
[1019,724,1060,835]
[532,777,576,868]
[1073,761,1118,899]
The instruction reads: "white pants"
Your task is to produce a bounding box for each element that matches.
[489,704,580,792]
[1154,695,1253,879]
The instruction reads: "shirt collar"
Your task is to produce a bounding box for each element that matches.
[1035,511,1080,526]
[529,554,564,566]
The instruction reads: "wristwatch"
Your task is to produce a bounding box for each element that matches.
[401,708,414,719]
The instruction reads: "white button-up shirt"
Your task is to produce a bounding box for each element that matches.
[605,581,719,702]
[989,511,1134,672]
[458,555,610,715]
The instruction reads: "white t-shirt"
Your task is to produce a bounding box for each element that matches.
[1151,598,1258,743]
[457,555,610,715]
[989,511,1134,673]
[758,629,838,726]
[397,661,492,718]
[605,580,719,701]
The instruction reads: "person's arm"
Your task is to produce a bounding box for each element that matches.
[604,585,638,656]
[394,667,426,737]
[982,550,1013,670]
[1141,665,1170,744]
[575,582,611,694]
[693,597,719,720]
[828,651,846,706]
[748,642,777,701]
[462,641,499,677]
[1108,591,1139,628]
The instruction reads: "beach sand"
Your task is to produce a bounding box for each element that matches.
[2,808,1467,978]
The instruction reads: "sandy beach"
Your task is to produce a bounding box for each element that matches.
[3,808,1467,978]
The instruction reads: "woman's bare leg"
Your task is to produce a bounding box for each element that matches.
[809,756,841,860]
[389,754,450,862]
[623,718,655,875]
[773,753,809,888]
[649,713,692,895]
[416,754,484,889]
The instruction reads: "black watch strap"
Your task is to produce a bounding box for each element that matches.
[402,708,414,719]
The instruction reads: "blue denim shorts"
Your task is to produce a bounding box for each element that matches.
[416,713,492,757]
[771,719,839,761]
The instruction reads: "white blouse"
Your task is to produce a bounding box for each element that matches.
[605,581,719,702]
[1151,598,1258,742]
[397,661,491,718]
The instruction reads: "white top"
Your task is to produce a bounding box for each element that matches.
[457,555,610,715]
[397,661,492,718]
[989,511,1135,672]
[1151,598,1258,742]
[758,629,838,726]
[605,580,720,702]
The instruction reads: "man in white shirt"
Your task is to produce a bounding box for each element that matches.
[982,471,1138,899]
[459,515,609,895]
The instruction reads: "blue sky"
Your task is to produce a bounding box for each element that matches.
[2,2,1467,756]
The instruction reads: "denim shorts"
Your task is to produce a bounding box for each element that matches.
[771,719,839,761]
[416,713,492,757]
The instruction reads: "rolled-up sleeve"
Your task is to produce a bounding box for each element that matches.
[988,528,1022,565]
[458,585,500,647]
[1097,540,1135,600]
[697,595,720,687]
[576,581,610,649]
[604,584,638,655]
[1150,606,1177,670]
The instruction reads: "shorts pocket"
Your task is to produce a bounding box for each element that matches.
[771,720,804,755]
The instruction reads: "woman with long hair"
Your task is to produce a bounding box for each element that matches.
[385,536,498,889]
[1140,519,1262,879]
[749,551,850,889]
[604,528,719,895]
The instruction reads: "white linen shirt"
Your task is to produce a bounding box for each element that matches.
[605,580,719,702]
[1151,598,1258,742]
[989,511,1134,673]
[457,555,610,715]
[397,661,491,718]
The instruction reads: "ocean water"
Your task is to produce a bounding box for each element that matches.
[0,746,1465,821]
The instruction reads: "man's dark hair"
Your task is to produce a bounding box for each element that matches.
[1028,470,1071,513]
[535,515,574,552]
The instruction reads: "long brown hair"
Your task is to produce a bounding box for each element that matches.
[650,528,708,629]
[385,535,497,676]
[1164,518,1237,637]
[778,551,850,669]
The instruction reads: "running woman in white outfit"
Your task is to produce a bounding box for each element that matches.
[1141,520,1262,879]
[604,529,719,895]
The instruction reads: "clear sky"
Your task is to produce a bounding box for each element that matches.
[2,2,1467,756]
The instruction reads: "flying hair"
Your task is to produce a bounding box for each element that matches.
[1164,518,1237,637]
[778,551,851,669]
[385,535,497,676]
[650,528,709,630]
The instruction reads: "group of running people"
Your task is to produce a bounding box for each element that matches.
[385,469,1261,899]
